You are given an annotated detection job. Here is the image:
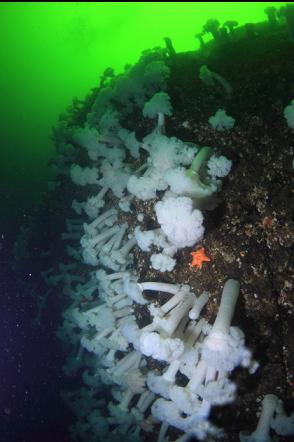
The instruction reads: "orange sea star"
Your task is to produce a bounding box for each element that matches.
[190,247,211,270]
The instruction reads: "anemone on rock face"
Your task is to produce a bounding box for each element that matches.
[41,10,294,442]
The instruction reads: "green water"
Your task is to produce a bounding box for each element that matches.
[0,2,288,228]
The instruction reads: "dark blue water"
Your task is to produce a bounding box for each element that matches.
[0,241,72,442]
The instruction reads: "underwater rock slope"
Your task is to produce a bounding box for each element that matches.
[44,15,293,442]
